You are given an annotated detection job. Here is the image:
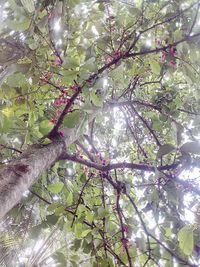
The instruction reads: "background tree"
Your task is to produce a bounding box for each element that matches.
[0,0,200,266]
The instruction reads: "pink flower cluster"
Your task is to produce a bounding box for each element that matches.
[161,46,177,69]
[105,50,123,64]
[39,72,53,85]
[121,238,129,249]
[54,56,62,66]
[49,85,80,125]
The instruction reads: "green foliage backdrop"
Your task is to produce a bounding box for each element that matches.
[1,0,200,266]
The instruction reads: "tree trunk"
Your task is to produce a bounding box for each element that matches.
[0,141,65,219]
[0,102,102,219]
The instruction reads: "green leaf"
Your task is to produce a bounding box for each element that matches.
[62,70,78,84]
[20,0,35,13]
[39,120,53,135]
[6,18,30,31]
[41,138,52,145]
[46,214,59,225]
[47,202,60,212]
[63,57,80,69]
[30,224,44,239]
[75,223,83,238]
[72,239,82,251]
[47,182,64,194]
[178,225,194,256]
[81,229,92,238]
[150,59,161,75]
[83,30,96,39]
[90,91,103,107]
[53,251,67,266]
[70,260,79,267]
[97,207,107,218]
[63,111,81,128]
[173,29,182,41]
[79,173,86,183]
[83,57,97,71]
[164,227,172,238]
[180,141,200,154]
[6,73,27,87]
[157,144,175,158]
[82,241,92,254]
[66,191,73,206]
[163,251,173,267]
[135,0,142,8]
[164,181,178,205]
[85,212,94,224]
[55,206,65,216]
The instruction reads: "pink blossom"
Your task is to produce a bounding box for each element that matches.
[113,50,122,59]
[170,46,176,56]
[56,110,62,116]
[161,51,167,62]
[54,99,61,106]
[69,85,79,91]
[49,118,57,124]
[123,226,129,234]
[155,38,161,46]
[121,238,129,249]
[102,159,106,165]
[54,56,62,66]
[58,131,64,137]
[105,55,113,64]
[63,99,69,104]
[169,60,177,69]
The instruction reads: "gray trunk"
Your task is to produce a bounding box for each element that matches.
[0,101,103,220]
[0,141,65,219]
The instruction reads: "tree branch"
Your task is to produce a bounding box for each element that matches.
[60,152,180,172]
[126,31,200,58]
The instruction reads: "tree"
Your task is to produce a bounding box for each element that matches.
[0,0,200,266]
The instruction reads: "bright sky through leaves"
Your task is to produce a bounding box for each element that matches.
[0,0,200,266]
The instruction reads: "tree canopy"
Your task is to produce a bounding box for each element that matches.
[1,0,200,266]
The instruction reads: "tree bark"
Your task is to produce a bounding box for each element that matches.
[0,141,65,219]
[0,103,103,220]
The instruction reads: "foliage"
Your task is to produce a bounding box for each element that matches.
[1,0,200,266]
